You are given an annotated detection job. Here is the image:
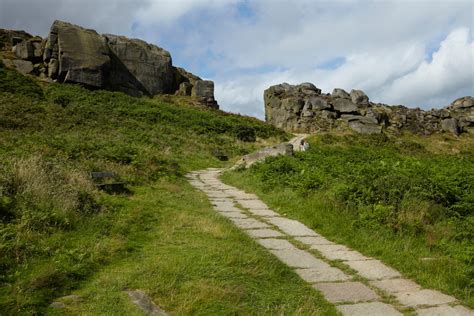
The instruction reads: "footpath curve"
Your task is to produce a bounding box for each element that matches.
[186,136,473,316]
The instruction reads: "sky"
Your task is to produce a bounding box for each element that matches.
[1,0,473,119]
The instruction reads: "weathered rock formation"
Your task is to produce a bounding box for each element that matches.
[265,83,473,135]
[0,21,217,108]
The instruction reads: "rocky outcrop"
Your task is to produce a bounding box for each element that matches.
[0,29,32,50]
[105,34,174,95]
[1,20,218,107]
[43,20,110,87]
[264,83,473,135]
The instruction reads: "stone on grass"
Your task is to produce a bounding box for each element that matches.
[247,208,280,217]
[230,218,270,229]
[416,305,474,316]
[313,282,379,303]
[336,302,402,316]
[344,260,401,280]
[295,267,351,283]
[266,217,318,236]
[256,238,296,250]
[270,248,329,269]
[213,204,241,213]
[218,211,247,219]
[247,229,284,238]
[393,289,457,307]
[294,236,335,246]
[320,250,369,261]
[369,279,421,294]
[230,192,259,200]
[236,199,269,209]
[126,290,168,316]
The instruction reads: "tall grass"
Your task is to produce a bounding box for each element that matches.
[0,156,100,263]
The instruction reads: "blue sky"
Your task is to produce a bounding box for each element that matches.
[1,0,473,119]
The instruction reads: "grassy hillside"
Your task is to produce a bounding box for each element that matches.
[0,64,340,315]
[223,132,474,307]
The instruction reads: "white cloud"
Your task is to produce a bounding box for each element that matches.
[216,27,473,118]
[1,0,473,117]
[381,28,474,108]
[135,0,239,25]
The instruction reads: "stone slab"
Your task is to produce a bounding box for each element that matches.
[256,238,296,250]
[206,193,231,198]
[266,217,318,236]
[336,302,402,316]
[236,199,269,210]
[416,305,474,316]
[313,282,379,303]
[394,289,457,307]
[295,236,334,246]
[370,279,421,294]
[247,229,284,238]
[230,218,270,229]
[208,198,232,203]
[321,250,369,261]
[311,244,350,255]
[229,193,259,200]
[295,267,351,283]
[344,260,401,280]
[247,209,280,217]
[218,211,248,219]
[270,248,330,269]
[213,204,240,213]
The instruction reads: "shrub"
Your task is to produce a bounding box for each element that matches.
[234,126,256,142]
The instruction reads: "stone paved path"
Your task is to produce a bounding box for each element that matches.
[186,168,474,316]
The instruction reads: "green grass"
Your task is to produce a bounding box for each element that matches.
[222,132,474,308]
[43,179,337,315]
[2,66,344,315]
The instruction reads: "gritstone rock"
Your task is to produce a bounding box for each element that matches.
[265,82,472,135]
[2,20,218,108]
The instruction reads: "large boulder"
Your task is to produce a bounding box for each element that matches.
[449,96,473,111]
[14,37,43,61]
[332,98,359,114]
[105,34,174,95]
[332,88,350,99]
[304,96,331,111]
[342,115,382,134]
[350,89,369,105]
[43,20,110,87]
[441,118,460,135]
[297,82,321,95]
[192,80,214,98]
[3,59,34,74]
[191,80,217,108]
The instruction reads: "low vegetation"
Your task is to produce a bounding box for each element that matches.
[223,132,474,307]
[2,64,343,315]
